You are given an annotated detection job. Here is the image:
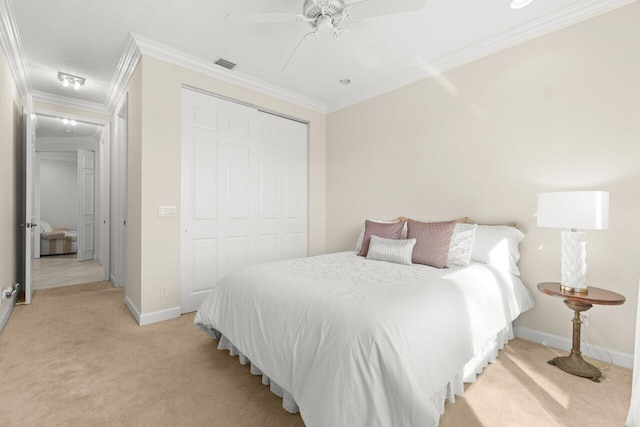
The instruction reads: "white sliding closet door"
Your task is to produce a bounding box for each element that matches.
[180,88,308,313]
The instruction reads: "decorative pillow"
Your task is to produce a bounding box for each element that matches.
[447,223,478,267]
[471,225,525,276]
[357,220,406,257]
[40,221,52,233]
[366,235,416,265]
[355,218,407,252]
[407,219,456,268]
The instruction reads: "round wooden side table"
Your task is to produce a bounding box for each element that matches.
[537,282,625,382]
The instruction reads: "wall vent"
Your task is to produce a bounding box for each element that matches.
[214,58,236,70]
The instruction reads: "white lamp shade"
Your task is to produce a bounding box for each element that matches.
[537,191,609,230]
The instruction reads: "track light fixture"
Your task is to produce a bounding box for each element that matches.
[58,71,86,90]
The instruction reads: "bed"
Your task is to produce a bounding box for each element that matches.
[195,246,534,426]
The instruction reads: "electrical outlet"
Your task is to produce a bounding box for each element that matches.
[161,286,168,298]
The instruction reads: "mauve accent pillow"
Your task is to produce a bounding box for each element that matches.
[407,219,456,268]
[357,220,406,257]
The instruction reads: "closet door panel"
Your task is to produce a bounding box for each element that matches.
[181,88,307,313]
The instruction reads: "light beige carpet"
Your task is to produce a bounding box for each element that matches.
[0,282,631,426]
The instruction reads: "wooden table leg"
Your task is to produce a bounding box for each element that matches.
[547,300,601,382]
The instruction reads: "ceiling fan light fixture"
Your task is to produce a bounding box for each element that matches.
[510,0,534,9]
[303,0,345,22]
[227,0,426,71]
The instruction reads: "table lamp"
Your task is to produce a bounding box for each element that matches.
[537,191,609,293]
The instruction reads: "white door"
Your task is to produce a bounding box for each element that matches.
[22,96,36,304]
[180,88,308,313]
[34,153,41,259]
[77,149,96,262]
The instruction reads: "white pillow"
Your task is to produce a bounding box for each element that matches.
[355,219,408,252]
[366,235,416,266]
[447,223,477,267]
[471,225,525,276]
[40,221,52,233]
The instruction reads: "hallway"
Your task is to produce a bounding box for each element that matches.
[34,254,104,290]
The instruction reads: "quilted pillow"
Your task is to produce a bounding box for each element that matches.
[407,219,456,268]
[447,223,478,267]
[357,220,406,257]
[366,235,416,265]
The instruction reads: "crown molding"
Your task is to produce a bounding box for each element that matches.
[326,0,638,113]
[131,33,327,114]
[105,33,141,113]
[31,90,109,115]
[0,0,30,97]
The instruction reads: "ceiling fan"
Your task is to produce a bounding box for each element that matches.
[226,0,427,71]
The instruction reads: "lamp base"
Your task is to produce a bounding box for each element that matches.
[547,299,601,382]
[561,230,587,292]
[549,355,601,382]
[560,284,589,294]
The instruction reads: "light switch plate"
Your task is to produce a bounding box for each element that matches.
[158,206,176,218]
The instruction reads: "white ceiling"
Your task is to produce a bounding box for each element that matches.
[6,0,636,113]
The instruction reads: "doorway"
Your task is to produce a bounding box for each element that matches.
[30,110,110,291]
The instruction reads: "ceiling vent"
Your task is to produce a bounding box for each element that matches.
[214,58,236,70]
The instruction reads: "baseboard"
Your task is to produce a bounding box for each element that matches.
[124,295,141,325]
[139,306,181,326]
[123,295,180,326]
[515,326,633,369]
[0,289,18,334]
[109,274,117,287]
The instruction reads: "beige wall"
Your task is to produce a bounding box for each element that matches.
[326,4,640,355]
[0,43,21,293]
[135,56,326,315]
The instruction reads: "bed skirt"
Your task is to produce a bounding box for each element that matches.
[198,322,514,418]
[197,325,300,413]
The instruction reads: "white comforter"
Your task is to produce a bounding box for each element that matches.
[195,251,534,427]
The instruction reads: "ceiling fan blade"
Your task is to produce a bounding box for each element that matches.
[283,32,320,72]
[338,30,380,69]
[225,12,300,24]
[346,0,426,21]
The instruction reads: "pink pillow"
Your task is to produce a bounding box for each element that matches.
[407,219,456,268]
[357,220,406,257]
